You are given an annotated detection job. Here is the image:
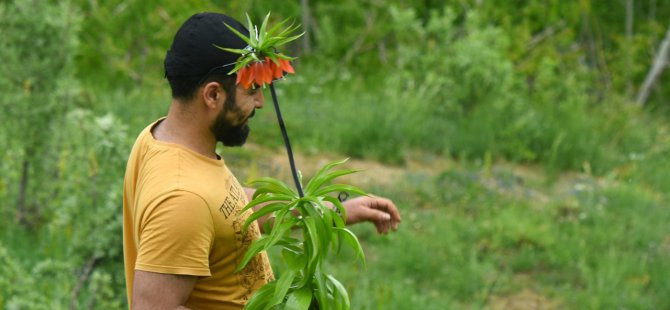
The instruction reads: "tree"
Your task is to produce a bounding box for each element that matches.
[636,24,670,105]
[0,0,81,228]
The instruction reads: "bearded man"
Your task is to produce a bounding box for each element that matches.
[122,12,401,309]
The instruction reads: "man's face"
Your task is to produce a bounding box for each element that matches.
[210,85,263,146]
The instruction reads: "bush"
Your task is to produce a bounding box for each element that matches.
[0,0,81,228]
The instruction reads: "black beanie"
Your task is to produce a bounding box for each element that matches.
[164,12,250,78]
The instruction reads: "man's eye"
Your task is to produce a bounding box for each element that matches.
[247,89,259,95]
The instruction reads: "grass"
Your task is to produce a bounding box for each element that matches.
[2,64,669,308]
[252,156,670,309]
[2,112,669,308]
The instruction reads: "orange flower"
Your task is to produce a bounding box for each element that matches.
[261,61,273,84]
[279,58,295,74]
[236,66,253,89]
[237,66,251,89]
[267,58,284,79]
[252,62,265,86]
[236,58,296,89]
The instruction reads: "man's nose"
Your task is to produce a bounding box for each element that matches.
[255,92,265,109]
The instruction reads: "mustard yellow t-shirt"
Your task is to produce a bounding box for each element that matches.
[122,119,274,309]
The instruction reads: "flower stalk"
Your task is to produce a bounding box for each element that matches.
[216,12,366,310]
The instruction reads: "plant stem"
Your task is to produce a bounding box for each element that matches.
[269,83,305,197]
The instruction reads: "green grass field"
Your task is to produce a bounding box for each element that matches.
[3,1,670,308]
[220,145,670,309]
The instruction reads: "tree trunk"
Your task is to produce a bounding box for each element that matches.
[70,255,99,310]
[636,24,670,105]
[16,157,29,227]
[626,0,634,96]
[301,0,312,54]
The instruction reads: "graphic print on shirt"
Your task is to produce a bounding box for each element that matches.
[220,175,273,300]
[233,215,270,299]
[218,182,243,219]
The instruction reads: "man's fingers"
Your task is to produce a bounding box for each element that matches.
[370,198,401,232]
[369,197,402,222]
[364,208,392,234]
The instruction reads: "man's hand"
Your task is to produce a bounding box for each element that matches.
[343,195,401,234]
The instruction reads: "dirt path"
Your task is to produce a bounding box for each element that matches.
[227,143,453,189]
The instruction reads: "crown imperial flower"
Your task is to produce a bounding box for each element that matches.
[215,13,302,89]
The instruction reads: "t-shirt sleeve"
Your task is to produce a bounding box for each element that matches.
[135,191,214,276]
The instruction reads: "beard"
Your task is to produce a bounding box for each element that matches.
[211,104,254,147]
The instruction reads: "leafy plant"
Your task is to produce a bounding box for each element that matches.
[240,159,366,310]
[215,12,303,88]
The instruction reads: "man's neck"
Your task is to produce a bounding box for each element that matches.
[152,101,219,159]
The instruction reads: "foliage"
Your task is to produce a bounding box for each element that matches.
[0,0,81,228]
[241,159,366,310]
[2,0,670,308]
[316,165,670,309]
[1,110,129,308]
[216,12,301,89]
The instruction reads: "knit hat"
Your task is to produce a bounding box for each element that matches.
[164,12,249,78]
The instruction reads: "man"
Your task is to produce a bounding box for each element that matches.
[122,12,401,309]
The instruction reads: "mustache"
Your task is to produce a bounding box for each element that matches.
[242,109,256,123]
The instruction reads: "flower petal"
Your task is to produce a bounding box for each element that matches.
[270,60,283,79]
[242,66,255,89]
[264,62,274,84]
[253,62,265,87]
[237,66,250,88]
[279,59,295,74]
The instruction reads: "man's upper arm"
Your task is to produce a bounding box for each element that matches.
[136,191,214,276]
[132,191,214,307]
[132,270,197,310]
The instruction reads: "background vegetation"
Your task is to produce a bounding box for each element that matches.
[2,0,670,308]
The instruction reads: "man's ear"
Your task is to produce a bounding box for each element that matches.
[201,81,226,110]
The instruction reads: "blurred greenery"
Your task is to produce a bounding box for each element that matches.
[2,0,670,308]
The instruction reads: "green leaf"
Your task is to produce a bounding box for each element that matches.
[327,275,350,310]
[302,216,320,264]
[265,207,293,238]
[285,286,312,310]
[304,159,350,193]
[313,270,328,310]
[313,184,367,198]
[303,202,331,256]
[245,13,257,46]
[240,194,292,214]
[236,236,269,272]
[249,177,298,197]
[242,201,291,232]
[266,18,292,37]
[335,228,366,268]
[271,33,306,48]
[266,217,298,251]
[212,45,248,55]
[228,57,253,75]
[223,22,251,45]
[248,189,289,204]
[258,12,271,46]
[268,270,296,308]
[267,53,281,65]
[244,280,276,310]
[305,168,360,196]
[282,248,306,272]
[322,196,346,228]
[238,217,297,273]
[276,53,298,60]
[249,177,297,197]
